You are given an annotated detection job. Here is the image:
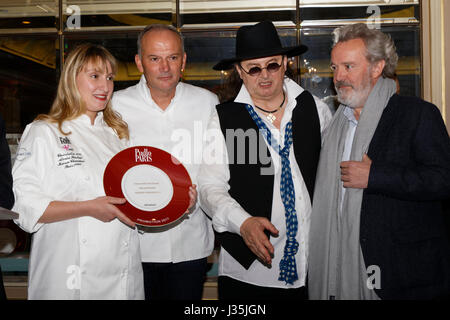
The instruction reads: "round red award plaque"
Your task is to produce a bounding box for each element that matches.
[103,146,192,227]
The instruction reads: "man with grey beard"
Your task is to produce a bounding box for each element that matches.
[308,23,450,300]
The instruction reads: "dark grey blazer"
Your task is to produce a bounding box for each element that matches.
[362,94,450,299]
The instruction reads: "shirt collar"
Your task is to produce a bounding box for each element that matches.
[72,112,105,127]
[234,77,304,128]
[343,106,359,125]
[137,74,183,111]
[235,78,303,108]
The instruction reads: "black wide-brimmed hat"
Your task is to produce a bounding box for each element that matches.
[213,21,308,71]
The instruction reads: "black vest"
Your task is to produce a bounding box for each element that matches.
[215,90,321,268]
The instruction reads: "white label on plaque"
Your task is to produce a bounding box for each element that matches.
[121,164,173,212]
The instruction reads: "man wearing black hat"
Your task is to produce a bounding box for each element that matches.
[198,21,331,299]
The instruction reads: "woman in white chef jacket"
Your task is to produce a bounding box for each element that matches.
[12,44,186,300]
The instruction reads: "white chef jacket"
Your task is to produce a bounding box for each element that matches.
[198,78,332,288]
[112,76,218,263]
[12,113,144,300]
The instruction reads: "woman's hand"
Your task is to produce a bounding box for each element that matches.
[85,196,135,228]
[39,197,135,228]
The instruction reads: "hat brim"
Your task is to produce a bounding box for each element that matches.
[212,45,308,71]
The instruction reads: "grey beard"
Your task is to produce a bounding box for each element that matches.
[335,82,372,109]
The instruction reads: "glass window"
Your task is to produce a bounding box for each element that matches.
[63,28,297,99]
[299,1,419,25]
[0,1,423,126]
[62,1,172,30]
[179,0,296,26]
[0,0,58,31]
[182,29,236,91]
[0,35,58,133]
[181,27,297,94]
[64,32,141,91]
[299,24,421,112]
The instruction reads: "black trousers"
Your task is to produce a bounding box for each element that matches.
[0,266,6,300]
[218,276,308,300]
[142,257,207,300]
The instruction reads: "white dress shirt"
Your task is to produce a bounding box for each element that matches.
[112,75,219,263]
[340,106,359,213]
[199,78,332,288]
[13,114,144,300]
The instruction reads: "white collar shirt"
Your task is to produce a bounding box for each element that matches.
[112,75,219,263]
[199,78,332,288]
[340,106,359,214]
[12,113,144,299]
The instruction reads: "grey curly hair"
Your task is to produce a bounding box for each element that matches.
[332,23,398,79]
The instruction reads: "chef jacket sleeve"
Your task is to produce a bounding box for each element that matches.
[12,122,56,233]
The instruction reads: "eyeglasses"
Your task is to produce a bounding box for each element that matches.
[239,62,282,76]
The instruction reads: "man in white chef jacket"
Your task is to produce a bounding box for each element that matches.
[113,24,218,300]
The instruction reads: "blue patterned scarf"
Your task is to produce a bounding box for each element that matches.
[245,104,299,285]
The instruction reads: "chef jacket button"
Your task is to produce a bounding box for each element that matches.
[123,241,128,247]
[84,176,90,181]
[81,238,87,244]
